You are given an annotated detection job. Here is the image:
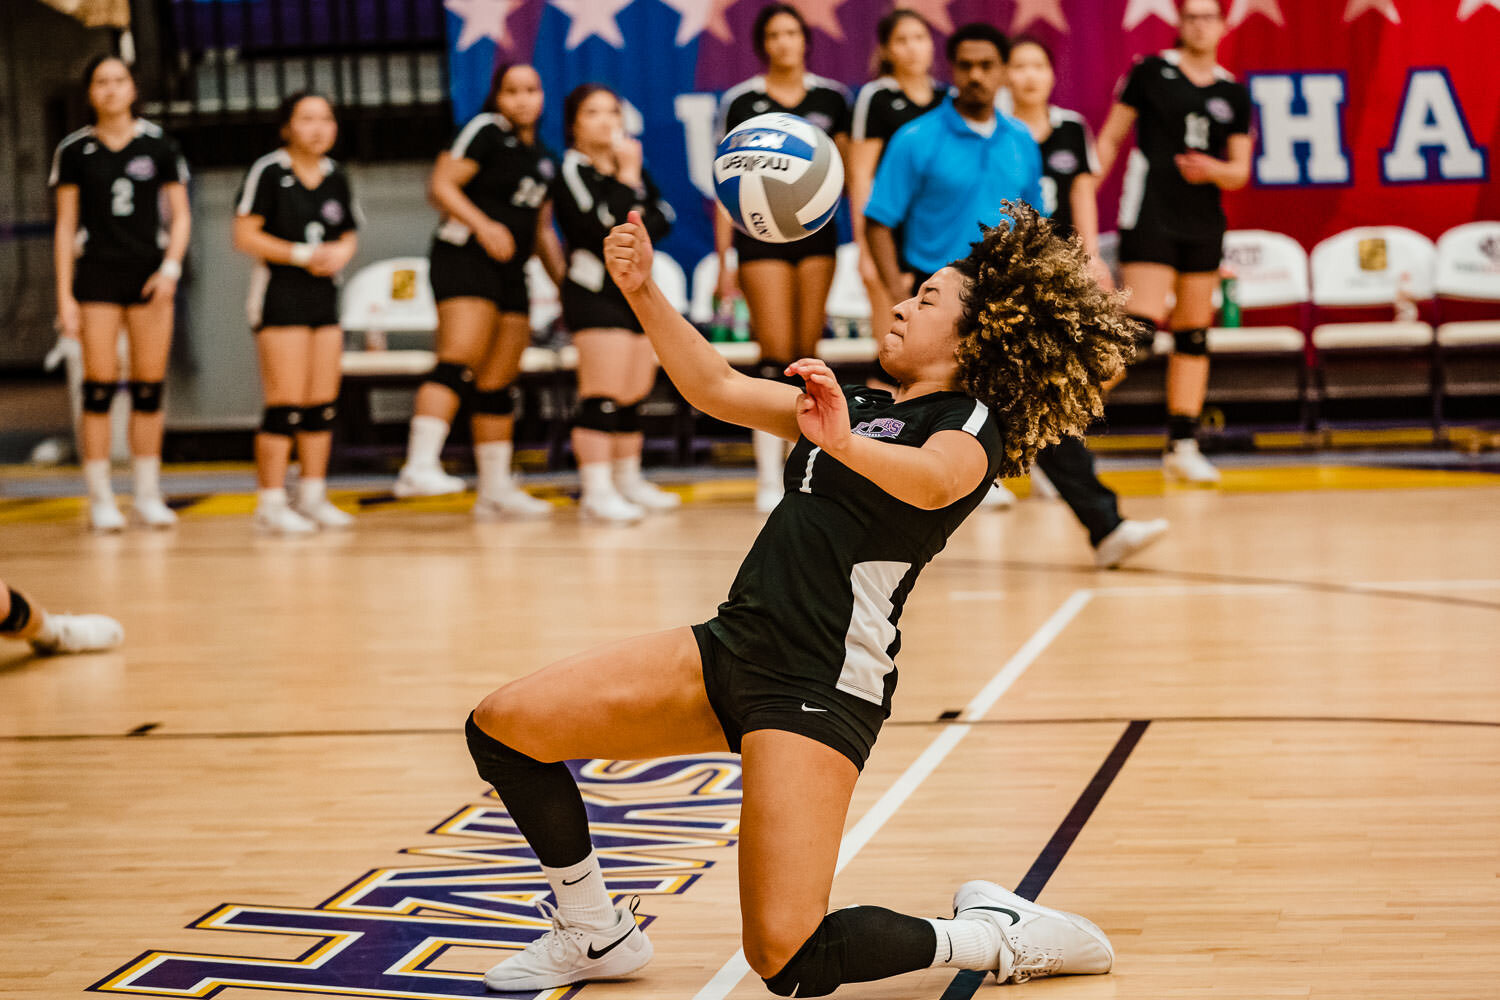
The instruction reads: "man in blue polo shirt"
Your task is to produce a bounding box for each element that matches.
[864,22,1041,296]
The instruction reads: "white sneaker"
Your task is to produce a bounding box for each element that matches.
[1029,467,1060,500]
[295,498,355,529]
[483,898,652,992]
[981,481,1017,509]
[1163,440,1221,484]
[755,483,783,514]
[89,501,127,533]
[393,464,467,498]
[1093,518,1169,569]
[254,504,318,536]
[132,497,178,529]
[619,478,682,512]
[579,492,645,524]
[474,488,553,520]
[29,612,124,655]
[953,880,1114,984]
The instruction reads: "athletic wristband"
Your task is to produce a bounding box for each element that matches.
[290,243,314,267]
[158,259,182,280]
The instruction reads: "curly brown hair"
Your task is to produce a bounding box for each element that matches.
[949,201,1136,478]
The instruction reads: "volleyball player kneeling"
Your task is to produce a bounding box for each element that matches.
[464,203,1130,994]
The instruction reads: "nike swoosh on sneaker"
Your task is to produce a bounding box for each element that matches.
[966,905,1022,925]
[800,703,828,713]
[586,926,637,960]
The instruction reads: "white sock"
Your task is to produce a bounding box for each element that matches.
[405,415,450,471]
[257,487,288,511]
[475,441,515,499]
[297,478,326,509]
[132,455,162,502]
[753,430,785,487]
[84,459,114,505]
[926,917,1002,970]
[612,454,644,490]
[542,852,616,929]
[579,462,618,501]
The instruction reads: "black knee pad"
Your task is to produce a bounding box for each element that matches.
[1173,327,1209,356]
[127,380,164,413]
[614,402,641,434]
[300,401,338,432]
[1,588,32,634]
[82,380,117,414]
[763,911,857,998]
[260,404,302,437]
[426,360,475,399]
[574,396,621,433]
[472,386,517,416]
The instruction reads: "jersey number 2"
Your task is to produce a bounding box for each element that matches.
[111,178,134,217]
[1184,113,1211,151]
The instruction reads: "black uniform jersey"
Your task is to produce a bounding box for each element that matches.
[850,76,944,154]
[1038,107,1100,239]
[553,149,674,301]
[435,113,557,260]
[1116,50,1251,238]
[236,150,360,297]
[49,120,189,265]
[707,386,1004,715]
[716,73,851,141]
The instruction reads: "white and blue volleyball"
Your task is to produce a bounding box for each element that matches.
[714,113,843,244]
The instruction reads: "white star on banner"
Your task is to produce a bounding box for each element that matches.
[1227,0,1284,28]
[550,0,635,49]
[1343,0,1400,23]
[786,0,849,41]
[1458,0,1500,18]
[445,0,520,50]
[1122,0,1179,31]
[659,0,741,44]
[900,0,956,33]
[1011,0,1068,33]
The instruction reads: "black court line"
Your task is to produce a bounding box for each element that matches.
[938,720,1150,1000]
[125,722,160,736]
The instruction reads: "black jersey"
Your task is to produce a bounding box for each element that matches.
[716,73,851,141]
[236,150,361,297]
[553,149,674,301]
[435,113,557,260]
[850,76,944,154]
[49,120,189,265]
[707,386,1004,715]
[1038,107,1100,239]
[1116,50,1251,238]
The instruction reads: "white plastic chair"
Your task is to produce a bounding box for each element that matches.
[1434,221,1500,348]
[1213,230,1309,355]
[653,251,690,315]
[339,256,438,334]
[689,249,737,326]
[1309,226,1436,350]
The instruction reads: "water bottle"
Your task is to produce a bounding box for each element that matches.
[1219,267,1241,328]
[731,296,751,342]
[708,296,732,342]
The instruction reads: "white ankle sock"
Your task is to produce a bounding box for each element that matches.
[84,460,114,505]
[406,415,450,470]
[257,487,288,511]
[579,462,617,501]
[753,430,785,487]
[612,454,644,490]
[475,441,515,499]
[926,917,1002,970]
[132,455,162,502]
[298,478,326,508]
[542,852,616,929]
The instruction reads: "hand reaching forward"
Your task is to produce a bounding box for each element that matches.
[787,358,850,453]
[603,209,654,294]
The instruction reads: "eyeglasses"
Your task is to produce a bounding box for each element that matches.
[1180,12,1223,22]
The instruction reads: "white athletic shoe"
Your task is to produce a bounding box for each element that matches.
[981,481,1017,509]
[1093,518,1169,570]
[473,488,553,520]
[393,464,467,498]
[89,501,127,533]
[1029,467,1060,500]
[579,492,645,524]
[1163,440,1221,484]
[483,898,653,992]
[953,880,1114,984]
[618,479,682,512]
[132,497,178,529]
[254,504,318,536]
[29,612,124,655]
[755,483,783,514]
[295,498,355,529]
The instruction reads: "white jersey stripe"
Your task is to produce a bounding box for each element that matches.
[960,400,989,436]
[560,149,594,214]
[851,77,897,143]
[450,113,504,160]
[48,126,94,187]
[236,150,290,216]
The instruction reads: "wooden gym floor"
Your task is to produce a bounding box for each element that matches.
[2,462,1498,999]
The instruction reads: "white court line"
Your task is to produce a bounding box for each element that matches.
[691,590,1094,1000]
[1069,579,1500,599]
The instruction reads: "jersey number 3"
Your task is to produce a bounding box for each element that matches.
[111,178,134,217]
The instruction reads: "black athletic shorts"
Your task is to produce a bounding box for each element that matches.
[1118,227,1224,274]
[693,621,885,771]
[561,280,643,333]
[429,238,530,314]
[253,272,340,331]
[734,225,839,266]
[73,256,159,306]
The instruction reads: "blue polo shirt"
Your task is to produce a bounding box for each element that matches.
[864,97,1045,275]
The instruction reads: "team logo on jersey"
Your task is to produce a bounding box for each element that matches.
[125,155,157,181]
[322,199,345,225]
[281,174,297,187]
[853,417,906,439]
[1048,150,1080,175]
[538,159,556,180]
[83,141,98,155]
[1162,67,1179,79]
[90,755,744,1000]
[891,97,908,111]
[805,112,834,133]
[752,99,770,113]
[1205,97,1235,124]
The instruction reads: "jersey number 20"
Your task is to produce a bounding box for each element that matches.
[512,176,547,209]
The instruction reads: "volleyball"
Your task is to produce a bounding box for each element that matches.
[714,113,843,244]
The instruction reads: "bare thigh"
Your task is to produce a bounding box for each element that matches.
[257,327,315,406]
[474,312,532,390]
[621,335,659,404]
[1120,263,1177,325]
[791,255,836,360]
[573,328,639,399]
[741,260,797,362]
[300,325,344,402]
[1170,271,1219,330]
[79,305,127,381]
[473,626,729,763]
[122,295,174,380]
[436,298,500,365]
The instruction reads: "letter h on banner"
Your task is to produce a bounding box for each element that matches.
[1248,72,1352,187]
